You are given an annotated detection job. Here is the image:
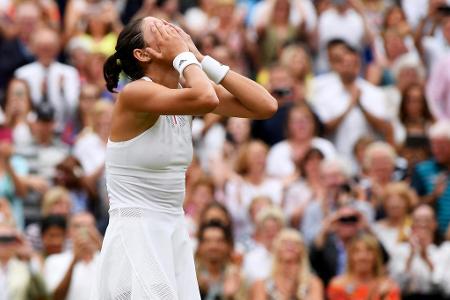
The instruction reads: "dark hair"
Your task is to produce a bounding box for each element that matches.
[103,18,146,93]
[326,38,348,50]
[197,219,234,248]
[399,83,432,124]
[41,214,67,234]
[297,147,324,178]
[199,201,232,227]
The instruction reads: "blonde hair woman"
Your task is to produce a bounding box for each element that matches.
[372,182,418,251]
[328,234,400,300]
[251,229,323,300]
[225,140,284,244]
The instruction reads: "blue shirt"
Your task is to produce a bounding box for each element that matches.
[411,159,450,234]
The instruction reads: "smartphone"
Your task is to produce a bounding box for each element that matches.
[0,235,18,244]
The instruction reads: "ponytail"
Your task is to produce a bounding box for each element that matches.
[103,18,146,93]
[104,53,122,93]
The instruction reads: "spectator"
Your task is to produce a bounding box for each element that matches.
[327,233,400,300]
[301,158,374,245]
[43,212,101,300]
[40,215,67,258]
[20,101,69,182]
[266,104,335,179]
[224,140,283,244]
[251,65,295,146]
[25,186,71,251]
[420,7,450,69]
[311,46,391,167]
[0,137,28,229]
[359,141,402,218]
[283,147,326,227]
[73,100,112,175]
[195,220,247,300]
[61,83,101,145]
[2,78,34,148]
[199,202,233,232]
[14,27,80,132]
[251,229,324,300]
[309,205,374,286]
[0,1,41,99]
[243,206,285,283]
[0,221,48,300]
[411,121,450,234]
[389,205,444,299]
[372,182,418,252]
[426,53,450,121]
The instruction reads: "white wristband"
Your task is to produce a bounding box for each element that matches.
[172,52,201,77]
[201,55,230,84]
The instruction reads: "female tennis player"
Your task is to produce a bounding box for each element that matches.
[91,17,277,299]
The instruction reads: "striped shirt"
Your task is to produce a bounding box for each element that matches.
[411,159,450,234]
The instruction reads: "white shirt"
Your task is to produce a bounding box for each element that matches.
[44,252,99,300]
[243,244,272,284]
[250,0,317,32]
[316,8,365,72]
[389,243,442,294]
[434,242,450,296]
[422,34,450,70]
[73,131,105,176]
[311,73,387,164]
[224,177,283,243]
[14,61,80,131]
[266,139,336,178]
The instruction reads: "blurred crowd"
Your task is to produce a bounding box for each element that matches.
[1,0,450,299]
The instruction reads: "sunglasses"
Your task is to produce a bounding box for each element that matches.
[338,215,359,224]
[0,235,18,244]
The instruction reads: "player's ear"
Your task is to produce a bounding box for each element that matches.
[133,48,156,63]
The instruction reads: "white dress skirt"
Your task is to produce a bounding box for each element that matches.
[91,207,200,300]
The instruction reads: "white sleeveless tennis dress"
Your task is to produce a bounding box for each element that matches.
[91,77,201,300]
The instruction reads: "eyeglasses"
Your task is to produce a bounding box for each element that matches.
[338,215,359,224]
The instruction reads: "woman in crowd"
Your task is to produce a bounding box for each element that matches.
[251,228,323,300]
[283,147,325,228]
[328,233,400,300]
[224,140,283,244]
[2,78,34,149]
[372,182,417,252]
[195,220,248,299]
[267,104,335,179]
[395,84,434,173]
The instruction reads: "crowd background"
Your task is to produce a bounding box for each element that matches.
[1,0,450,299]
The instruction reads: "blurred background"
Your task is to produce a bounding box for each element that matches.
[1,0,450,299]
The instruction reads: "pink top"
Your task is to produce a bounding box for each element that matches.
[426,54,450,120]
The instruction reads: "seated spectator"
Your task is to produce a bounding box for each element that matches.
[243,206,285,283]
[61,83,100,145]
[3,78,34,148]
[73,100,112,175]
[373,182,418,253]
[301,158,374,245]
[14,27,80,132]
[53,156,100,219]
[20,102,69,182]
[359,142,405,218]
[411,120,450,234]
[389,205,444,299]
[224,140,283,244]
[25,186,71,251]
[195,220,247,300]
[199,202,233,231]
[251,229,323,300]
[328,233,400,300]
[0,1,40,98]
[184,176,216,239]
[267,104,335,179]
[309,205,375,286]
[252,65,296,146]
[426,53,450,121]
[0,137,28,229]
[43,212,101,300]
[0,221,48,300]
[283,147,326,228]
[396,84,433,174]
[311,46,391,168]
[40,215,67,259]
[421,9,450,69]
